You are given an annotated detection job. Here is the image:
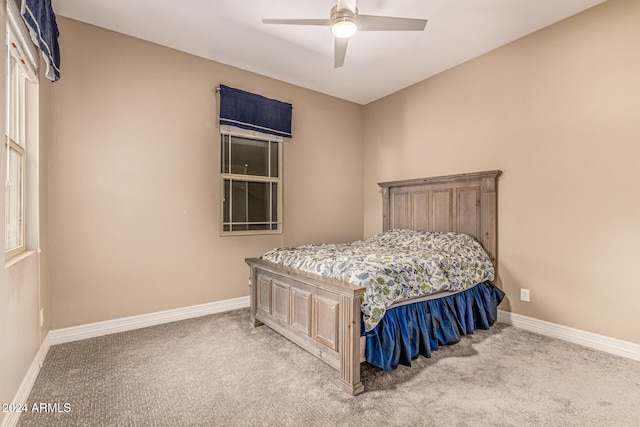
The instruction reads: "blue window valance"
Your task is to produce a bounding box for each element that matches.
[219,84,292,138]
[21,0,61,82]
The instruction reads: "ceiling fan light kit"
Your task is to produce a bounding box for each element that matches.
[330,5,357,38]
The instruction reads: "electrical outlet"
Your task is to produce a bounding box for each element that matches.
[520,288,530,303]
[40,309,44,327]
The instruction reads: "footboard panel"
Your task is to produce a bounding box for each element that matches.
[246,257,365,395]
[255,269,341,367]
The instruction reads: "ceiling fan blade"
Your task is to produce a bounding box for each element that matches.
[334,37,349,68]
[357,15,427,31]
[262,18,330,26]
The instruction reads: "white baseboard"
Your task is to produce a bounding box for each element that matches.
[50,296,250,345]
[2,333,51,427]
[498,310,640,362]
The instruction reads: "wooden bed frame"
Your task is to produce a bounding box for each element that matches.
[246,170,502,395]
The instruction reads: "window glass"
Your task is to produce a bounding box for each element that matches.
[270,141,278,178]
[5,146,23,251]
[222,135,273,177]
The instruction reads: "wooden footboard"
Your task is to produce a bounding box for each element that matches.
[246,257,366,395]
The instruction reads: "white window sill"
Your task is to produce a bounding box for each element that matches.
[5,249,38,269]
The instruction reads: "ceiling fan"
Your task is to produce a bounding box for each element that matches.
[262,0,428,68]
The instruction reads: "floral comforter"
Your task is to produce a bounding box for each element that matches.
[261,229,495,332]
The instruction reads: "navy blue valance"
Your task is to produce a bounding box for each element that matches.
[21,0,61,82]
[219,84,292,138]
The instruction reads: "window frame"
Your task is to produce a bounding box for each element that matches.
[5,36,26,258]
[5,14,38,260]
[220,126,283,236]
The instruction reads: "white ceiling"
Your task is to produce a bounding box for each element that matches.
[52,0,606,105]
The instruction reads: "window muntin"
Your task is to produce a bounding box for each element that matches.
[221,131,282,234]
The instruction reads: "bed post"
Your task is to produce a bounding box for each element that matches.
[248,265,263,327]
[338,293,364,395]
[480,174,500,273]
[381,186,390,232]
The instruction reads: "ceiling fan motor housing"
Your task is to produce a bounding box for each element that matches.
[330,5,358,38]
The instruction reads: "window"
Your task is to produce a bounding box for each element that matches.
[5,10,38,258]
[221,127,282,234]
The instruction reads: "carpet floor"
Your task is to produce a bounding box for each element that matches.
[17,308,640,426]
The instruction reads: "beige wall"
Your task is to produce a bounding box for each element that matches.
[363,0,640,344]
[48,18,364,329]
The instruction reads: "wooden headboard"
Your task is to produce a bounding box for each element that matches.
[378,170,502,270]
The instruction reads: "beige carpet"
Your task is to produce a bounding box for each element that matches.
[17,309,640,426]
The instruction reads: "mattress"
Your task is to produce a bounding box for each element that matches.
[261,229,495,332]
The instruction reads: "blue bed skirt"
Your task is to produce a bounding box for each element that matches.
[364,281,505,371]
